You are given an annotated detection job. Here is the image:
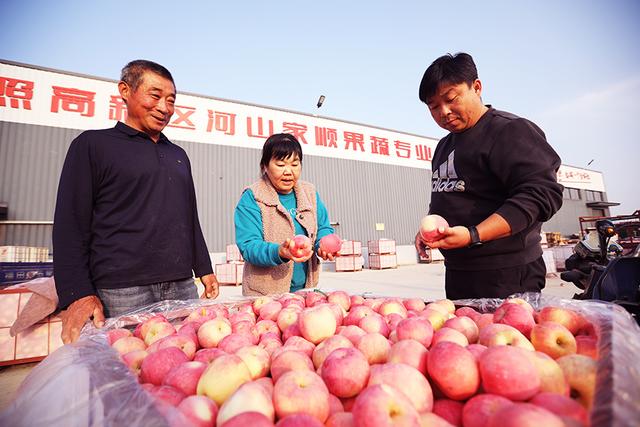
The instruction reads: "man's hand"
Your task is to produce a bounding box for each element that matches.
[414,232,430,259]
[60,295,105,344]
[425,226,472,250]
[200,273,219,299]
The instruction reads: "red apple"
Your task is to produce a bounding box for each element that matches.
[575,335,598,359]
[107,328,132,345]
[312,334,353,369]
[197,317,232,348]
[235,345,271,380]
[112,336,147,355]
[387,339,428,374]
[193,348,226,364]
[378,299,408,318]
[218,333,253,354]
[524,351,569,396]
[259,301,283,322]
[427,342,479,401]
[368,362,433,413]
[493,303,536,338]
[479,345,540,401]
[433,399,464,427]
[358,313,390,337]
[462,394,513,427]
[291,235,313,258]
[196,354,252,406]
[431,327,469,347]
[140,347,189,386]
[326,412,354,427]
[419,214,449,243]
[395,317,434,347]
[283,335,316,357]
[216,380,275,426]
[154,334,197,360]
[321,347,370,398]
[320,234,343,254]
[276,414,324,427]
[537,306,581,335]
[530,392,589,426]
[556,354,597,409]
[531,321,577,359]
[351,384,421,427]
[177,395,218,427]
[486,402,564,427]
[298,305,337,344]
[356,332,391,365]
[443,316,479,344]
[163,360,207,396]
[121,349,148,375]
[478,323,534,351]
[270,349,314,382]
[220,412,273,427]
[273,370,330,423]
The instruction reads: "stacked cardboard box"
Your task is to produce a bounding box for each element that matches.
[0,287,64,366]
[0,246,49,262]
[336,240,363,272]
[214,244,245,286]
[368,239,397,269]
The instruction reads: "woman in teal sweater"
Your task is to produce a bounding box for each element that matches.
[234,133,338,295]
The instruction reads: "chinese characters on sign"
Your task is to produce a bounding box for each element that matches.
[0,77,34,110]
[557,169,592,183]
[1,71,435,165]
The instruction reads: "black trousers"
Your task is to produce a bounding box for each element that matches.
[445,257,546,300]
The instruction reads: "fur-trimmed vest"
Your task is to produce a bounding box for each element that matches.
[242,178,320,296]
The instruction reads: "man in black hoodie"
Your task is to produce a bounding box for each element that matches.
[415,53,563,299]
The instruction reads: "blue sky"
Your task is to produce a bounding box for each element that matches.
[1,0,639,215]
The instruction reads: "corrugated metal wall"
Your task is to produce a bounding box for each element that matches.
[0,121,432,253]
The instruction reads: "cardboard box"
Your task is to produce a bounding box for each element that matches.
[215,262,244,285]
[368,254,397,269]
[367,239,396,255]
[0,288,64,366]
[225,244,244,262]
[338,240,362,256]
[335,256,364,271]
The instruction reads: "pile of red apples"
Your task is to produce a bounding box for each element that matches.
[108,291,599,427]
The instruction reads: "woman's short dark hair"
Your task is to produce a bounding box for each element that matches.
[260,133,303,170]
[418,52,478,103]
[120,60,175,91]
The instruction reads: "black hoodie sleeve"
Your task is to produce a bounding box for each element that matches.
[490,118,564,235]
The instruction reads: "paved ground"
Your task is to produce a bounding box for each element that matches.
[0,261,579,412]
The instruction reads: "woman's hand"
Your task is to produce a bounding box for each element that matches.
[279,238,313,263]
[317,248,339,261]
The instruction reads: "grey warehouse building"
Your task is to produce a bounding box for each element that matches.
[0,60,617,256]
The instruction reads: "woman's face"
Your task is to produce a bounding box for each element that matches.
[264,154,301,194]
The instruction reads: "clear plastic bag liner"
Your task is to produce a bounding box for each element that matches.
[0,292,638,427]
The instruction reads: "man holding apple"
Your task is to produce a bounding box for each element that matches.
[415,53,563,299]
[53,60,219,343]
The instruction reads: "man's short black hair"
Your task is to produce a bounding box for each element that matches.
[418,53,478,103]
[120,60,175,92]
[260,133,303,171]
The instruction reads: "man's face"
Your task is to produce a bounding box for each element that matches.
[118,71,176,140]
[426,80,485,133]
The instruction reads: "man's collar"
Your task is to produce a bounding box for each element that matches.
[115,121,169,143]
